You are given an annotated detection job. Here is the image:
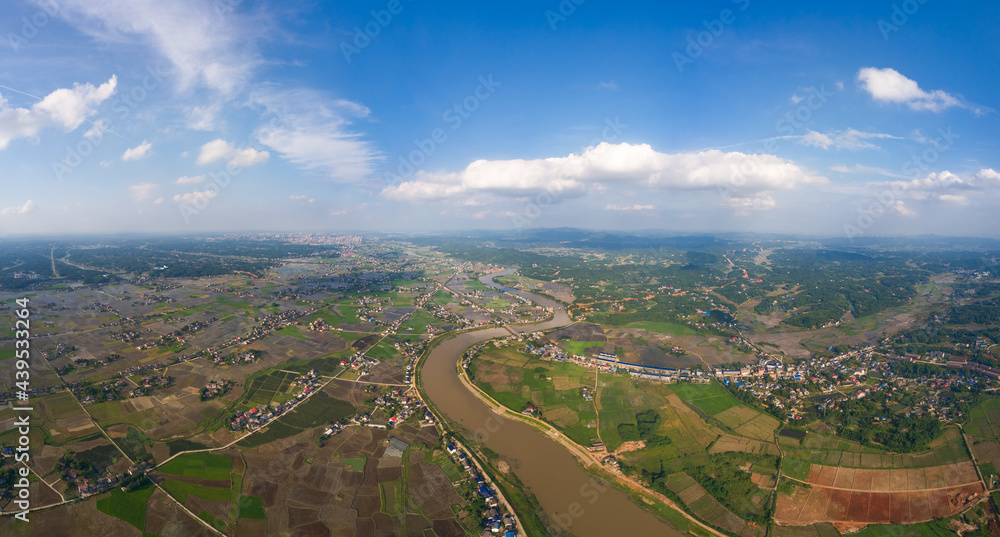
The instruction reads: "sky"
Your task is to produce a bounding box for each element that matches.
[0,0,998,238]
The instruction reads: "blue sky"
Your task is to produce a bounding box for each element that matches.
[1,0,998,237]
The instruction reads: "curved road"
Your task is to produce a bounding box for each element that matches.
[420,269,682,536]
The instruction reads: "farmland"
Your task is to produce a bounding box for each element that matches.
[469,327,1000,536]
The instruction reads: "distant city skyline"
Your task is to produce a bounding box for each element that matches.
[0,1,997,237]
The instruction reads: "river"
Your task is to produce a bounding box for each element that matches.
[419,269,682,536]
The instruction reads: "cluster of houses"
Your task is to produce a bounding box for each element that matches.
[212,349,263,366]
[308,317,339,332]
[111,328,145,343]
[56,353,124,375]
[371,388,427,429]
[213,308,313,351]
[229,371,320,431]
[443,441,519,537]
[70,470,123,496]
[200,380,233,400]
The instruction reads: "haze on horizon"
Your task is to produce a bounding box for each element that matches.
[0,1,997,238]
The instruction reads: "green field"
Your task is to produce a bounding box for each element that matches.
[471,344,599,446]
[242,370,298,407]
[380,480,403,515]
[199,510,228,532]
[562,341,606,355]
[157,452,232,480]
[485,298,511,309]
[237,393,355,448]
[625,321,697,336]
[161,479,232,502]
[277,325,308,340]
[236,495,267,519]
[95,482,156,531]
[670,381,740,416]
[400,309,437,333]
[342,455,366,472]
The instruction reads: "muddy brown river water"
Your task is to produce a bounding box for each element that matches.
[419,270,682,536]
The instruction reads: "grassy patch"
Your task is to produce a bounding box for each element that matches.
[562,341,606,355]
[95,482,156,531]
[198,510,228,532]
[626,321,697,336]
[161,479,232,502]
[277,325,308,340]
[157,452,232,480]
[236,495,267,519]
[342,455,366,472]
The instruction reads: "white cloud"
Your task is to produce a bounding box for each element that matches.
[84,119,109,139]
[829,164,907,179]
[890,200,916,217]
[0,76,117,149]
[175,174,206,185]
[606,204,654,211]
[1,200,36,216]
[122,140,152,161]
[857,67,967,113]
[977,169,1000,184]
[382,142,826,203]
[875,170,1000,207]
[799,128,900,151]
[129,183,159,201]
[186,102,221,131]
[196,139,269,167]
[596,81,619,91]
[723,194,776,215]
[290,195,315,203]
[173,190,217,205]
[799,131,834,149]
[249,88,379,181]
[937,194,970,205]
[45,0,266,95]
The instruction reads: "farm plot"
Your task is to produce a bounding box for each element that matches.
[157,452,233,481]
[664,472,763,537]
[965,398,1000,485]
[236,392,355,448]
[775,460,986,526]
